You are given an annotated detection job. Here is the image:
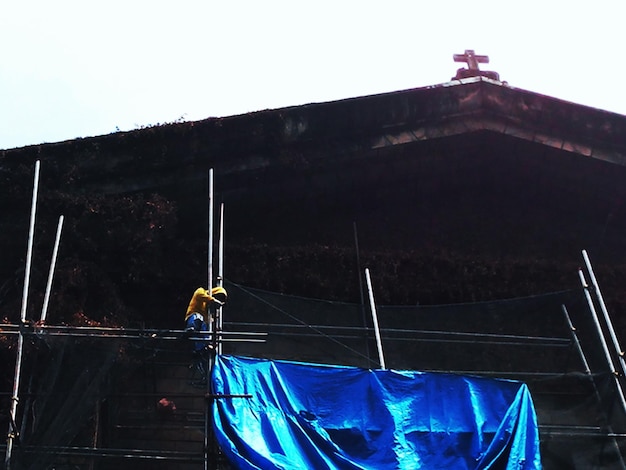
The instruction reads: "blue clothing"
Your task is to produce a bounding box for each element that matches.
[185,312,209,352]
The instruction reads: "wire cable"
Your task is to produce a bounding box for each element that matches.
[226,280,379,367]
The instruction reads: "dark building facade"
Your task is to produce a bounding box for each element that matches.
[2,75,626,468]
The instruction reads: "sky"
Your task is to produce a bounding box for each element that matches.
[1,1,625,150]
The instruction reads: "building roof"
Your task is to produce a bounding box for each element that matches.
[4,74,626,192]
[3,72,626,469]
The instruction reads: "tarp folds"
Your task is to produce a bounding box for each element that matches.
[212,355,542,469]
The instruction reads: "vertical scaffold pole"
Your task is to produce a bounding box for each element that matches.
[365,268,386,370]
[40,215,64,324]
[579,268,626,415]
[20,160,40,323]
[206,168,214,470]
[582,249,626,379]
[208,169,214,295]
[6,160,40,469]
[217,202,225,356]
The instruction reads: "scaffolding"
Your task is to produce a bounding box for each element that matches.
[2,162,626,469]
[3,271,626,469]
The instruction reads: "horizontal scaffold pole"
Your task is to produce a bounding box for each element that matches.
[0,324,266,342]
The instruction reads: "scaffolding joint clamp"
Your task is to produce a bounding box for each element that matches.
[19,320,34,333]
[206,393,253,400]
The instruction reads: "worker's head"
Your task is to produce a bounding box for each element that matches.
[211,286,228,304]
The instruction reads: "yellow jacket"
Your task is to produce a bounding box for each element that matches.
[185,287,214,322]
[184,286,227,322]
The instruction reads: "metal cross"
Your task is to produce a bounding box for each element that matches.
[453,50,489,71]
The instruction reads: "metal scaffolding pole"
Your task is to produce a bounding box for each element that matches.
[20,160,40,324]
[365,268,386,370]
[217,202,225,356]
[6,160,40,470]
[204,168,221,470]
[40,215,64,324]
[582,249,626,379]
[206,168,214,470]
[579,268,626,415]
[0,325,266,342]
[208,168,214,295]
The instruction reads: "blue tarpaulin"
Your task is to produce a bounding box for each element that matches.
[211,355,542,469]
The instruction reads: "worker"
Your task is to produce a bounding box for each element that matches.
[184,286,228,350]
[185,286,227,387]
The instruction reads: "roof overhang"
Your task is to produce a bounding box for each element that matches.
[272,76,626,168]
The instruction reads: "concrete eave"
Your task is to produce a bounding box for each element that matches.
[4,76,626,197]
[270,76,626,167]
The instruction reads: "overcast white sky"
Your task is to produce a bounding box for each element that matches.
[1,1,625,150]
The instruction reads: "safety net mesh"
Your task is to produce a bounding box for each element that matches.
[0,283,625,469]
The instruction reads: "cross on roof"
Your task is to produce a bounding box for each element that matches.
[451,49,500,81]
[453,50,489,71]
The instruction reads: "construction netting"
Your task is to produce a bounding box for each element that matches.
[222,281,626,469]
[0,282,625,469]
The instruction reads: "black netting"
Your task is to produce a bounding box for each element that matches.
[222,282,626,469]
[0,284,625,469]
